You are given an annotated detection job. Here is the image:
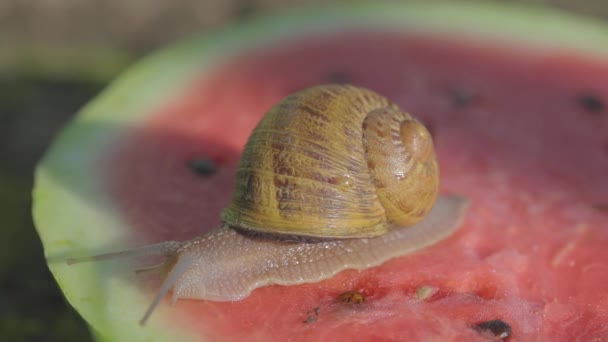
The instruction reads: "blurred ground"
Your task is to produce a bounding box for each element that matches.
[0,1,606,341]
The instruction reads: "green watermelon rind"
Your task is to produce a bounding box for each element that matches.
[33,2,608,341]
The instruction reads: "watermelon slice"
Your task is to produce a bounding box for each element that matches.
[33,2,608,341]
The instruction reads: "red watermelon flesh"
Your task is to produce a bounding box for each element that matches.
[105,31,608,341]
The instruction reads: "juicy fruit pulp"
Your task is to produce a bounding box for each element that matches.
[34,3,608,342]
[107,32,608,340]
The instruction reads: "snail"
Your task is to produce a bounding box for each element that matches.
[68,85,468,325]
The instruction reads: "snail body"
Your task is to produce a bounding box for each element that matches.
[68,85,467,325]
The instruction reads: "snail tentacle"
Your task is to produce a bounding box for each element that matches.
[66,240,184,265]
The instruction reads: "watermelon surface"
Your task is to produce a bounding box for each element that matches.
[33,2,608,341]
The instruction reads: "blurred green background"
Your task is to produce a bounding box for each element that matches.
[1,0,606,341]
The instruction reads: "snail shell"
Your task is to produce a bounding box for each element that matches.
[222,85,439,239]
[67,85,467,325]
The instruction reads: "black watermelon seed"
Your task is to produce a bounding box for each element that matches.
[578,94,604,114]
[302,316,316,324]
[302,307,320,324]
[449,89,479,108]
[473,319,512,340]
[187,158,217,176]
